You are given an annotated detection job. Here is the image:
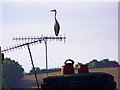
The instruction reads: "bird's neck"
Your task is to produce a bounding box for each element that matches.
[54,12,57,21]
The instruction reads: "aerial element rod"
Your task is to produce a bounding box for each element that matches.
[1,39,42,53]
[13,35,66,42]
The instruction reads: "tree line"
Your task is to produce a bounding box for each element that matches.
[27,67,60,75]
[87,59,120,68]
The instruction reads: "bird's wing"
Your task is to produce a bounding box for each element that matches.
[54,21,60,36]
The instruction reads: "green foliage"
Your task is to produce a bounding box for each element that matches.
[86,59,98,68]
[28,67,60,75]
[2,58,24,88]
[29,67,40,74]
[87,59,120,68]
[75,59,120,69]
[2,88,11,90]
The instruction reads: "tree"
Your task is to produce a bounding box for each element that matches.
[76,59,120,69]
[95,59,120,68]
[29,67,40,74]
[86,59,98,68]
[86,59,120,68]
[2,58,24,88]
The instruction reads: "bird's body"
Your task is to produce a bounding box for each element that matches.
[54,19,60,36]
[51,9,60,36]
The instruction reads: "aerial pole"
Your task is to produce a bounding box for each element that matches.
[0,47,2,90]
[27,44,40,90]
[44,39,48,77]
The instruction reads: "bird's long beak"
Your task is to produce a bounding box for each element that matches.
[50,10,55,12]
[50,9,56,12]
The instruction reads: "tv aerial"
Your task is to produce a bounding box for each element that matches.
[1,35,66,90]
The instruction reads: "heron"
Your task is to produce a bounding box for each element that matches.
[50,9,60,36]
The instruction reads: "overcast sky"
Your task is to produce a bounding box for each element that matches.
[0,2,118,72]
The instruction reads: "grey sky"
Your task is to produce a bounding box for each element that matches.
[1,2,118,72]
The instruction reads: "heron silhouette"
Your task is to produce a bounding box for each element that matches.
[51,9,60,36]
